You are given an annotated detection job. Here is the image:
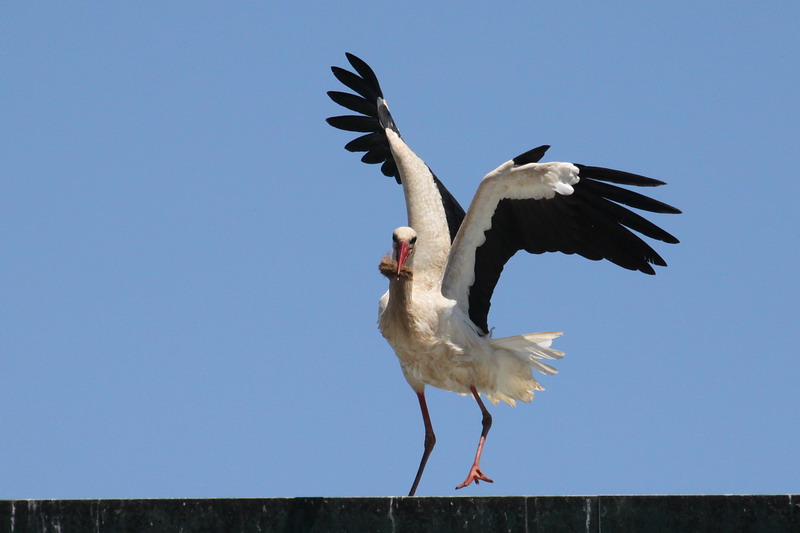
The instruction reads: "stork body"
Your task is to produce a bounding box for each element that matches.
[327,53,680,496]
[376,143,569,406]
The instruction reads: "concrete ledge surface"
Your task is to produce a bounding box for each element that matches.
[1,495,797,532]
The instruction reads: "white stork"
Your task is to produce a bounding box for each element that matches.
[327,53,680,496]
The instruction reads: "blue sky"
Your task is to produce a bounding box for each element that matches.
[2,3,798,498]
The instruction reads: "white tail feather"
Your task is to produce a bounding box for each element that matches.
[490,332,565,369]
[484,332,565,406]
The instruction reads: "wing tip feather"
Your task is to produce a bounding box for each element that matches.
[513,145,551,165]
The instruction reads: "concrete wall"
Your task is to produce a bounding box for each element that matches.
[1,495,797,532]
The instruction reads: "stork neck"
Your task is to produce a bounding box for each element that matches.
[386,276,413,325]
[389,275,411,305]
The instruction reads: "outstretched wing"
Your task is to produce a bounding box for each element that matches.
[326,53,465,242]
[442,146,681,334]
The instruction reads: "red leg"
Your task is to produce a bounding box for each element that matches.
[455,386,494,490]
[408,390,436,496]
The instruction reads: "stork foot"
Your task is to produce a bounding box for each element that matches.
[455,465,493,490]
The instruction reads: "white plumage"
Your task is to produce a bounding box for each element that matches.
[328,53,680,496]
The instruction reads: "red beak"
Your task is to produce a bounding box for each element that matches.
[396,241,411,277]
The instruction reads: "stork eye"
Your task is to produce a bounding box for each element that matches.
[410,236,417,245]
[392,233,398,243]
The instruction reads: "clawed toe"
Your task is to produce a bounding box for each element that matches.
[455,466,493,490]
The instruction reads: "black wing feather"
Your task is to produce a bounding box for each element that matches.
[513,145,550,165]
[326,115,379,133]
[579,178,681,214]
[331,66,380,102]
[327,53,465,241]
[327,91,376,116]
[344,132,383,153]
[345,52,383,94]
[574,164,667,187]
[361,146,391,164]
[589,195,680,244]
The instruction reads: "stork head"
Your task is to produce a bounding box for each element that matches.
[392,226,417,274]
[379,226,416,281]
